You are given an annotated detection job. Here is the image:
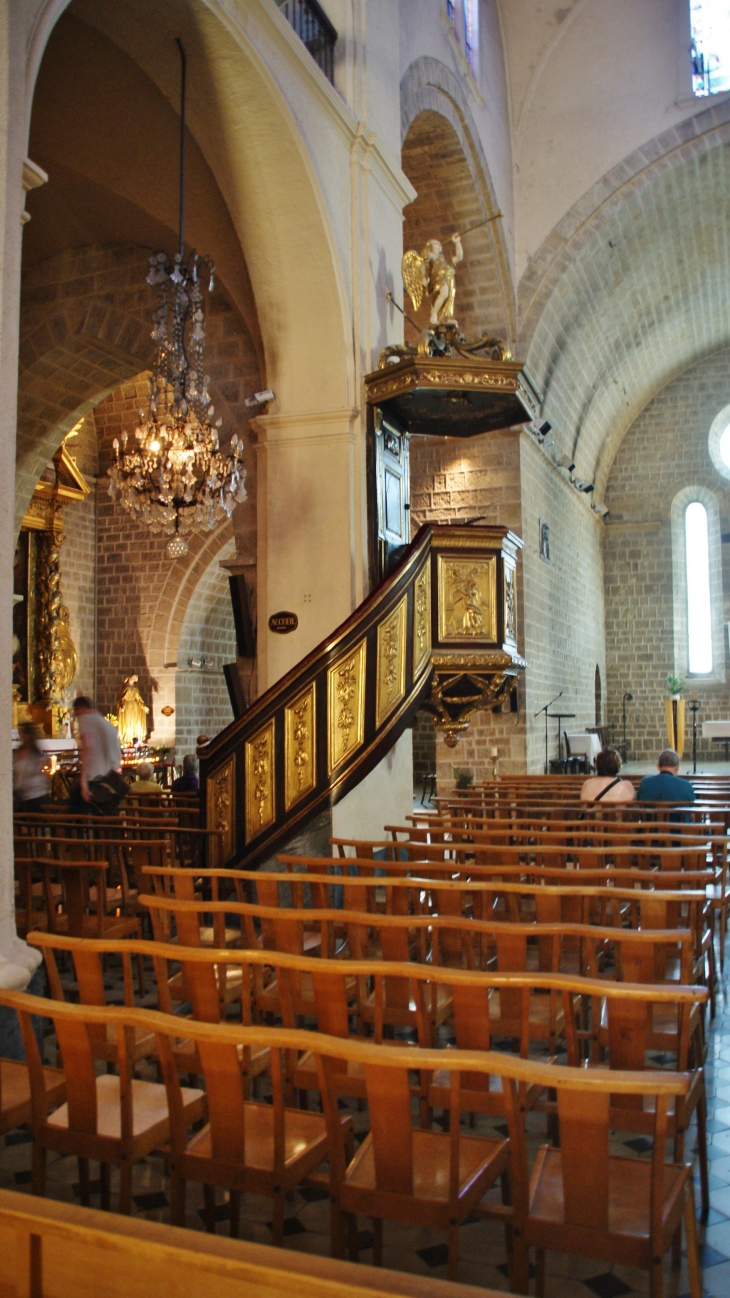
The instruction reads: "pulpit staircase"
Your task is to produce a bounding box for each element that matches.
[199,524,525,868]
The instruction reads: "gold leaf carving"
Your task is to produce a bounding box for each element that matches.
[206,758,235,865]
[376,595,407,728]
[412,562,431,678]
[504,562,517,645]
[285,683,316,810]
[245,720,275,843]
[327,639,366,775]
[437,555,497,642]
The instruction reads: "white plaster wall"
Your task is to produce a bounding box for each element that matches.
[331,729,413,846]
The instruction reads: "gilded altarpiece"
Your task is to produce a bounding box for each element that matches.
[245,720,275,843]
[285,683,316,811]
[13,434,88,734]
[437,555,497,643]
[206,757,235,866]
[376,596,407,727]
[327,639,366,775]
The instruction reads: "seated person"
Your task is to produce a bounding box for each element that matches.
[580,747,636,803]
[637,749,695,803]
[172,753,199,793]
[129,760,162,794]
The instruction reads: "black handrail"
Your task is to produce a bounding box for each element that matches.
[275,0,337,84]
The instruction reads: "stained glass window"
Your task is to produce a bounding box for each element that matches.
[463,0,479,73]
[691,1,730,96]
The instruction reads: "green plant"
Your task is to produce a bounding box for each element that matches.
[666,674,685,696]
[452,767,474,789]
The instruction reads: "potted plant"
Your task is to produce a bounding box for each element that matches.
[452,767,474,791]
[665,674,686,755]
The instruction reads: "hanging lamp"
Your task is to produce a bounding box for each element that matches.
[107,39,247,559]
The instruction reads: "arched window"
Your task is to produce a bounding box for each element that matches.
[685,502,713,674]
[463,0,479,73]
[691,0,730,96]
[671,487,724,683]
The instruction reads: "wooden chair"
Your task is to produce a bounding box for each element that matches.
[155,1027,351,1245]
[509,1065,701,1298]
[6,990,206,1214]
[1,1056,65,1136]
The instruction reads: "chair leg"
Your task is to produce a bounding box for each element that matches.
[77,1157,90,1206]
[119,1160,133,1215]
[100,1162,110,1211]
[448,1222,460,1282]
[329,1202,347,1260]
[671,1221,682,1267]
[696,1091,710,1216]
[649,1255,663,1298]
[31,1143,46,1198]
[272,1191,284,1247]
[535,1247,546,1298]
[203,1185,217,1234]
[684,1178,702,1298]
[229,1191,240,1239]
[170,1174,186,1227]
[135,951,145,998]
[372,1216,383,1266]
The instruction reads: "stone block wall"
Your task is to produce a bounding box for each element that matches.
[519,437,606,772]
[604,347,730,762]
[409,427,527,786]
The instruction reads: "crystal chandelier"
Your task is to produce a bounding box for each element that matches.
[107,42,247,560]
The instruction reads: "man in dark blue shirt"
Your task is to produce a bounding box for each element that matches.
[637,749,695,803]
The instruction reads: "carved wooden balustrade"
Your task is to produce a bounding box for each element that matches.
[199,524,525,867]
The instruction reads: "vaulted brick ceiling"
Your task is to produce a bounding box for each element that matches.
[524,132,730,495]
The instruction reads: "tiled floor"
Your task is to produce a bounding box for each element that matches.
[2,955,728,1297]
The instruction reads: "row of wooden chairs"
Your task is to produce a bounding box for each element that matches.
[0,977,703,1293]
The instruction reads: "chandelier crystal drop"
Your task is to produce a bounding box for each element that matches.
[106,39,247,561]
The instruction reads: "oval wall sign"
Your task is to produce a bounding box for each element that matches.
[269,611,298,634]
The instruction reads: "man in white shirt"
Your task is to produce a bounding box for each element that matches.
[72,696,123,804]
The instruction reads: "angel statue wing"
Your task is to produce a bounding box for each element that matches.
[401,249,425,312]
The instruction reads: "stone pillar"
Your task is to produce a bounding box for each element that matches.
[253,408,363,691]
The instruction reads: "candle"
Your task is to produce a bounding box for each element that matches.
[490,747,498,757]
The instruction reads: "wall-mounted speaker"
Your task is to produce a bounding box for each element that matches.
[229,575,256,658]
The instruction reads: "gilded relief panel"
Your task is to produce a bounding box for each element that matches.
[376,595,407,728]
[327,638,367,775]
[285,683,316,811]
[412,562,431,678]
[504,561,517,646]
[206,757,235,865]
[437,555,497,642]
[245,719,275,843]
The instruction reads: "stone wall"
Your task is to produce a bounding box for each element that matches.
[604,347,730,763]
[409,427,527,786]
[519,437,607,773]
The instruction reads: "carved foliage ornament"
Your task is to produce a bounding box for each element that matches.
[376,596,407,728]
[328,638,366,775]
[245,720,275,843]
[412,562,431,678]
[285,683,316,811]
[206,757,235,865]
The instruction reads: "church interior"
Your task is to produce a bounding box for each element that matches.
[4,2,730,1296]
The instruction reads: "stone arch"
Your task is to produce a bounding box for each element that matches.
[400,58,515,343]
[24,0,353,419]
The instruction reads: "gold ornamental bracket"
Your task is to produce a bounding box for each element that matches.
[365,353,541,439]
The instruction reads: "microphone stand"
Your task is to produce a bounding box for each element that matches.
[535,692,563,775]
[622,692,633,760]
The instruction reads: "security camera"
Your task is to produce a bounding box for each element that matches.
[592,503,609,517]
[555,455,576,472]
[244,390,276,408]
[581,482,595,493]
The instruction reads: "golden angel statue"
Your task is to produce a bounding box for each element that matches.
[116,674,149,746]
[402,235,463,325]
